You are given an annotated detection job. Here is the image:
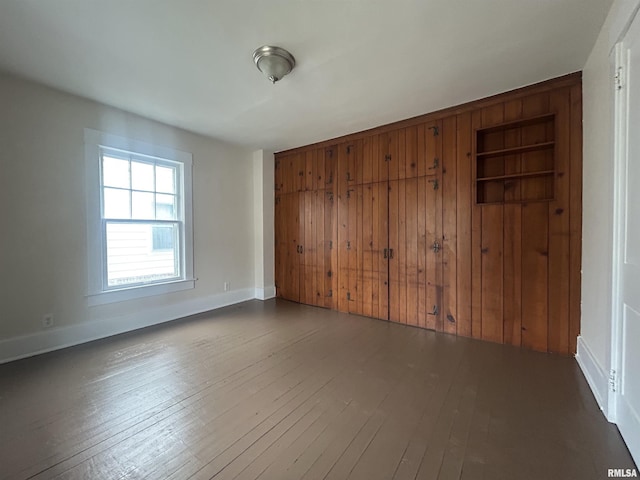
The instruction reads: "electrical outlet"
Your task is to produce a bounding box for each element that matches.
[224,282,230,292]
[42,313,54,329]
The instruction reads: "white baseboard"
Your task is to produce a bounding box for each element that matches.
[575,335,610,416]
[254,286,276,300]
[0,288,255,364]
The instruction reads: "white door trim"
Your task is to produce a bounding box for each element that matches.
[609,39,626,423]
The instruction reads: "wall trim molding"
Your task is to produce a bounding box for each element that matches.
[0,288,255,364]
[575,335,610,417]
[255,286,276,300]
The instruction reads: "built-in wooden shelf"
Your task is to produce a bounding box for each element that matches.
[476,142,555,158]
[475,114,556,205]
[477,170,555,182]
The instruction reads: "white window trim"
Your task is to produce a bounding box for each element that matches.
[84,128,195,306]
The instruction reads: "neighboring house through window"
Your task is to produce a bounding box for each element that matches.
[84,129,194,305]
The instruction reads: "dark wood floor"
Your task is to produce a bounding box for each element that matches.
[0,300,635,480]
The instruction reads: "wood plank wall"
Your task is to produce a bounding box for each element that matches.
[274,73,582,354]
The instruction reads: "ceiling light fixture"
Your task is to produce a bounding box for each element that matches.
[252,46,295,84]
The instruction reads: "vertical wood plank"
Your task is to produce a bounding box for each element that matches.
[521,93,551,201]
[325,147,336,189]
[480,105,504,344]
[337,146,350,312]
[379,133,390,183]
[406,126,419,179]
[379,181,389,320]
[355,184,364,314]
[406,177,419,326]
[456,113,473,338]
[417,176,427,329]
[274,194,283,297]
[569,82,583,354]
[295,153,306,193]
[521,202,549,352]
[442,115,458,335]
[398,128,407,180]
[471,111,483,339]
[315,148,325,190]
[371,182,381,318]
[480,205,503,343]
[503,99,523,347]
[325,189,336,309]
[286,193,301,302]
[398,178,407,324]
[315,190,325,305]
[348,180,358,314]
[305,150,315,191]
[547,88,571,355]
[425,124,440,331]
[417,124,427,177]
[388,130,400,181]
[389,179,400,323]
[303,190,314,305]
[362,136,373,185]
[434,120,444,332]
[275,157,283,194]
[362,183,374,318]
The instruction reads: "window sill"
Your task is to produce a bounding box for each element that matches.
[87,278,196,306]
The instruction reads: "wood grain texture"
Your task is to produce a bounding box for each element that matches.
[0,299,633,480]
[456,113,473,338]
[442,116,458,335]
[548,89,571,355]
[480,105,505,344]
[274,76,582,355]
[471,111,483,339]
[502,100,523,347]
[521,202,549,352]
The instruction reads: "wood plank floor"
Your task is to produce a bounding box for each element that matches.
[0,299,635,480]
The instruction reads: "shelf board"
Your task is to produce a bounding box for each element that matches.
[476,197,554,206]
[475,113,555,134]
[476,142,555,158]
[476,170,555,182]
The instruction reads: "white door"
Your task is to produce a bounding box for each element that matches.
[613,10,640,467]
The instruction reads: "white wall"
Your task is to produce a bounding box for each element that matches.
[0,72,256,361]
[579,0,640,413]
[252,150,275,300]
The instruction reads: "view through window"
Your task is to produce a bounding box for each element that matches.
[101,151,183,288]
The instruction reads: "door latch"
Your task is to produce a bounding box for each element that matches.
[427,305,439,316]
[429,158,439,170]
[431,241,441,253]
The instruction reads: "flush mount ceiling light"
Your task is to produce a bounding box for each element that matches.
[252,46,295,84]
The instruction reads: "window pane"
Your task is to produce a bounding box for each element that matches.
[103,188,130,219]
[156,194,176,220]
[131,160,154,192]
[156,165,176,194]
[102,156,130,189]
[132,191,155,220]
[106,222,179,287]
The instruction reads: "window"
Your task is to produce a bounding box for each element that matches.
[85,129,194,305]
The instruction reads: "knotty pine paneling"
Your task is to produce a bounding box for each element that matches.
[274,75,582,354]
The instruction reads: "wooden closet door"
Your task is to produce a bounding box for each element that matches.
[389,177,442,328]
[388,122,442,329]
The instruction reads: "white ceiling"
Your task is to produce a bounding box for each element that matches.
[0,0,611,152]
